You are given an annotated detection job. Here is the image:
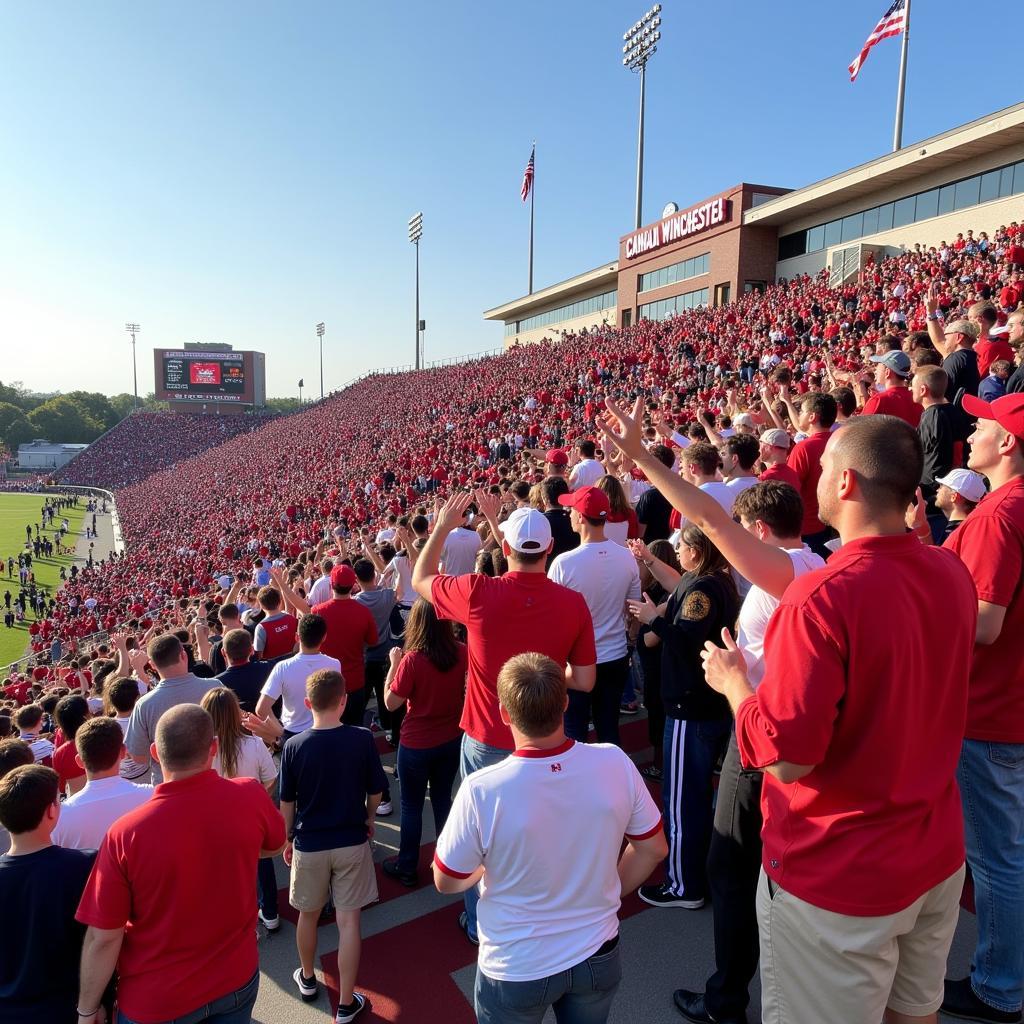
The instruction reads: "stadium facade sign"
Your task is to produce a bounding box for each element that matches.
[623,197,730,260]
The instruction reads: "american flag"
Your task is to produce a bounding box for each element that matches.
[848,0,906,82]
[520,146,535,202]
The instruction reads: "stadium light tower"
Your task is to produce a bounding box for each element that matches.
[622,5,662,230]
[125,323,141,410]
[316,322,325,400]
[409,212,423,370]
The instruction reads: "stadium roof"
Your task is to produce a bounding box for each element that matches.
[483,262,618,322]
[744,101,1024,228]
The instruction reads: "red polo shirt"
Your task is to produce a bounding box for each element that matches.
[944,476,1024,742]
[432,571,596,749]
[735,532,976,916]
[861,386,922,427]
[311,598,378,691]
[76,771,285,1023]
[788,430,831,536]
[974,337,1015,378]
[759,461,801,492]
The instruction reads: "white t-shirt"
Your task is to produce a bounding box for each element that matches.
[434,740,661,982]
[213,734,278,786]
[440,527,482,577]
[307,574,333,607]
[261,651,341,733]
[568,459,605,489]
[737,546,825,688]
[114,716,150,781]
[51,776,153,850]
[548,541,641,663]
[383,555,415,605]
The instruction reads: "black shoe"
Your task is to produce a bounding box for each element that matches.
[672,989,748,1024]
[942,978,1022,1023]
[381,857,417,887]
[457,909,479,946]
[638,883,705,910]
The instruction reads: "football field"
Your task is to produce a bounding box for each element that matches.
[0,492,87,668]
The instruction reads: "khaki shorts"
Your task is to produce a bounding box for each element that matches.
[289,842,378,913]
[757,863,965,1024]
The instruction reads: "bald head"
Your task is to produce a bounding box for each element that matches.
[827,416,923,514]
[155,704,215,774]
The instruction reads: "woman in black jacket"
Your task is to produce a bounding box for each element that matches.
[629,525,739,910]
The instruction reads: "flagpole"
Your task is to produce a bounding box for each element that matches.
[892,0,911,152]
[528,142,535,294]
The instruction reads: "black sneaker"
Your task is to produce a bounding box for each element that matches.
[941,978,1022,1023]
[293,967,318,1002]
[335,992,369,1022]
[382,857,418,887]
[672,988,748,1024]
[458,909,479,946]
[638,883,704,910]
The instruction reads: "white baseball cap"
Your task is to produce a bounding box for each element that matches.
[499,507,552,554]
[936,469,988,504]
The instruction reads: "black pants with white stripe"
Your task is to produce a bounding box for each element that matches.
[662,716,730,900]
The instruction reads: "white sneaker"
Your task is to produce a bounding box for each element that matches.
[375,800,393,816]
[293,967,318,1001]
[258,909,280,932]
[335,992,368,1022]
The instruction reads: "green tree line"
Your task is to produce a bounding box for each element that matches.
[0,381,162,453]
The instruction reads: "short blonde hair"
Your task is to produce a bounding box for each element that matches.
[497,653,566,738]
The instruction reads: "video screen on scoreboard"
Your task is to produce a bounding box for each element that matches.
[160,351,246,399]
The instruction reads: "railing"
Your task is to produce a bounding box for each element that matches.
[828,244,863,288]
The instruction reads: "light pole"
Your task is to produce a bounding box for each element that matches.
[623,5,662,231]
[125,323,141,410]
[316,323,325,399]
[298,378,304,406]
[409,212,423,370]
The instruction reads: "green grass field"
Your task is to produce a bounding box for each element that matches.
[0,493,87,668]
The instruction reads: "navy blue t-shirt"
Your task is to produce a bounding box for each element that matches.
[280,726,387,852]
[0,845,96,1023]
[216,660,273,713]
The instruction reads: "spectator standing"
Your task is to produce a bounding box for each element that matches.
[51,718,151,850]
[934,469,987,539]
[0,764,95,1024]
[941,392,1024,1023]
[14,704,54,764]
[76,705,286,1024]
[124,634,214,784]
[253,613,340,741]
[568,439,606,488]
[280,669,387,1022]
[864,350,922,426]
[548,486,641,746]
[353,557,401,748]
[705,416,975,1024]
[440,504,484,576]
[381,599,467,886]
[0,738,34,854]
[216,627,273,713]
[635,444,680,542]
[433,653,666,1024]
[757,429,800,491]
[540,476,580,565]
[788,391,839,556]
[51,694,90,796]
[412,491,596,945]
[252,586,298,661]
[913,365,959,527]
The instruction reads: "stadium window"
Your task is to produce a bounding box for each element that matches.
[1014,162,1024,194]
[937,185,955,216]
[841,212,863,243]
[778,231,806,261]
[744,281,766,294]
[637,253,710,293]
[915,189,938,222]
[807,225,825,252]
[876,203,894,231]
[999,166,1015,198]
[954,176,980,211]
[979,170,1001,204]
[892,195,916,228]
[714,283,730,307]
[824,220,842,248]
[861,207,879,236]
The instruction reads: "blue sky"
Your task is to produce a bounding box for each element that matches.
[1,1,1018,398]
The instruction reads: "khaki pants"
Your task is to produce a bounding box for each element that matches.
[757,864,965,1024]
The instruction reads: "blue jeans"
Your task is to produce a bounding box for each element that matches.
[474,938,621,1024]
[460,734,512,941]
[396,737,460,874]
[958,738,1024,1013]
[662,717,730,899]
[118,970,258,1023]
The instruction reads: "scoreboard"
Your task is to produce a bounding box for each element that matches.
[154,349,262,405]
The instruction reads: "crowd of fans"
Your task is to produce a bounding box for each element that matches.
[58,412,273,490]
[0,219,1022,1024]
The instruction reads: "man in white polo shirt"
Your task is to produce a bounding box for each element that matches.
[434,653,666,1024]
[253,613,341,741]
[568,439,606,488]
[51,718,151,850]
[548,486,641,747]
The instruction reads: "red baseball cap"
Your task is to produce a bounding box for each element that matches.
[330,564,356,588]
[962,393,1024,438]
[558,486,610,519]
[545,448,569,466]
